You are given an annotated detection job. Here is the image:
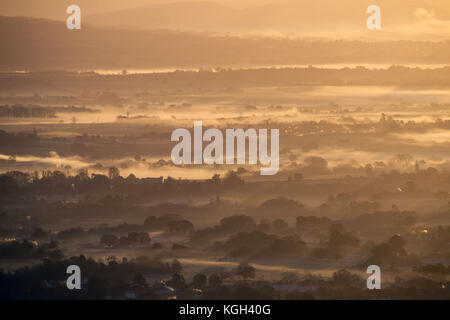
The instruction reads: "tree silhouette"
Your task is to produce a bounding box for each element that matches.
[132,272,147,288]
[237,263,256,280]
[208,273,223,288]
[192,273,207,290]
[171,259,183,274]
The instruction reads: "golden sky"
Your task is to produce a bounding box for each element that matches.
[1,0,450,40]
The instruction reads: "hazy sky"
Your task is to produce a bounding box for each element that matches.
[2,0,450,15]
[1,0,450,40]
[0,0,280,17]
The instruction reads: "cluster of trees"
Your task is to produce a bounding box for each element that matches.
[22,214,196,248]
[190,209,420,263]
[191,214,259,245]
[217,230,307,262]
[100,232,151,248]
[144,214,194,234]
[162,260,224,293]
[0,239,63,260]
[166,261,257,294]
[0,105,56,118]
[366,235,410,269]
[0,255,170,299]
[0,105,96,118]
[0,129,38,145]
[6,63,450,90]
[414,264,450,275]
[1,248,449,299]
[0,169,245,199]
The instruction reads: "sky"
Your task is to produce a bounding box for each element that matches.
[1,0,450,40]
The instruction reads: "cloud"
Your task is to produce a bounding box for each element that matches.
[387,7,450,40]
[414,8,436,21]
[413,7,450,29]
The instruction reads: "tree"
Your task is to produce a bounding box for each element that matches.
[272,218,288,231]
[108,167,120,180]
[329,229,360,248]
[167,220,195,234]
[368,235,407,269]
[127,232,151,245]
[304,156,328,173]
[208,273,223,289]
[143,216,160,230]
[171,259,183,274]
[168,273,187,290]
[237,263,256,280]
[332,269,362,286]
[100,234,119,247]
[220,215,255,232]
[192,273,207,290]
[132,272,147,288]
[211,173,221,183]
[293,172,303,181]
[223,170,244,186]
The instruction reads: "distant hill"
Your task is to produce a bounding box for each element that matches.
[0,0,279,20]
[0,0,168,20]
[87,1,237,31]
[84,0,450,37]
[2,16,450,70]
